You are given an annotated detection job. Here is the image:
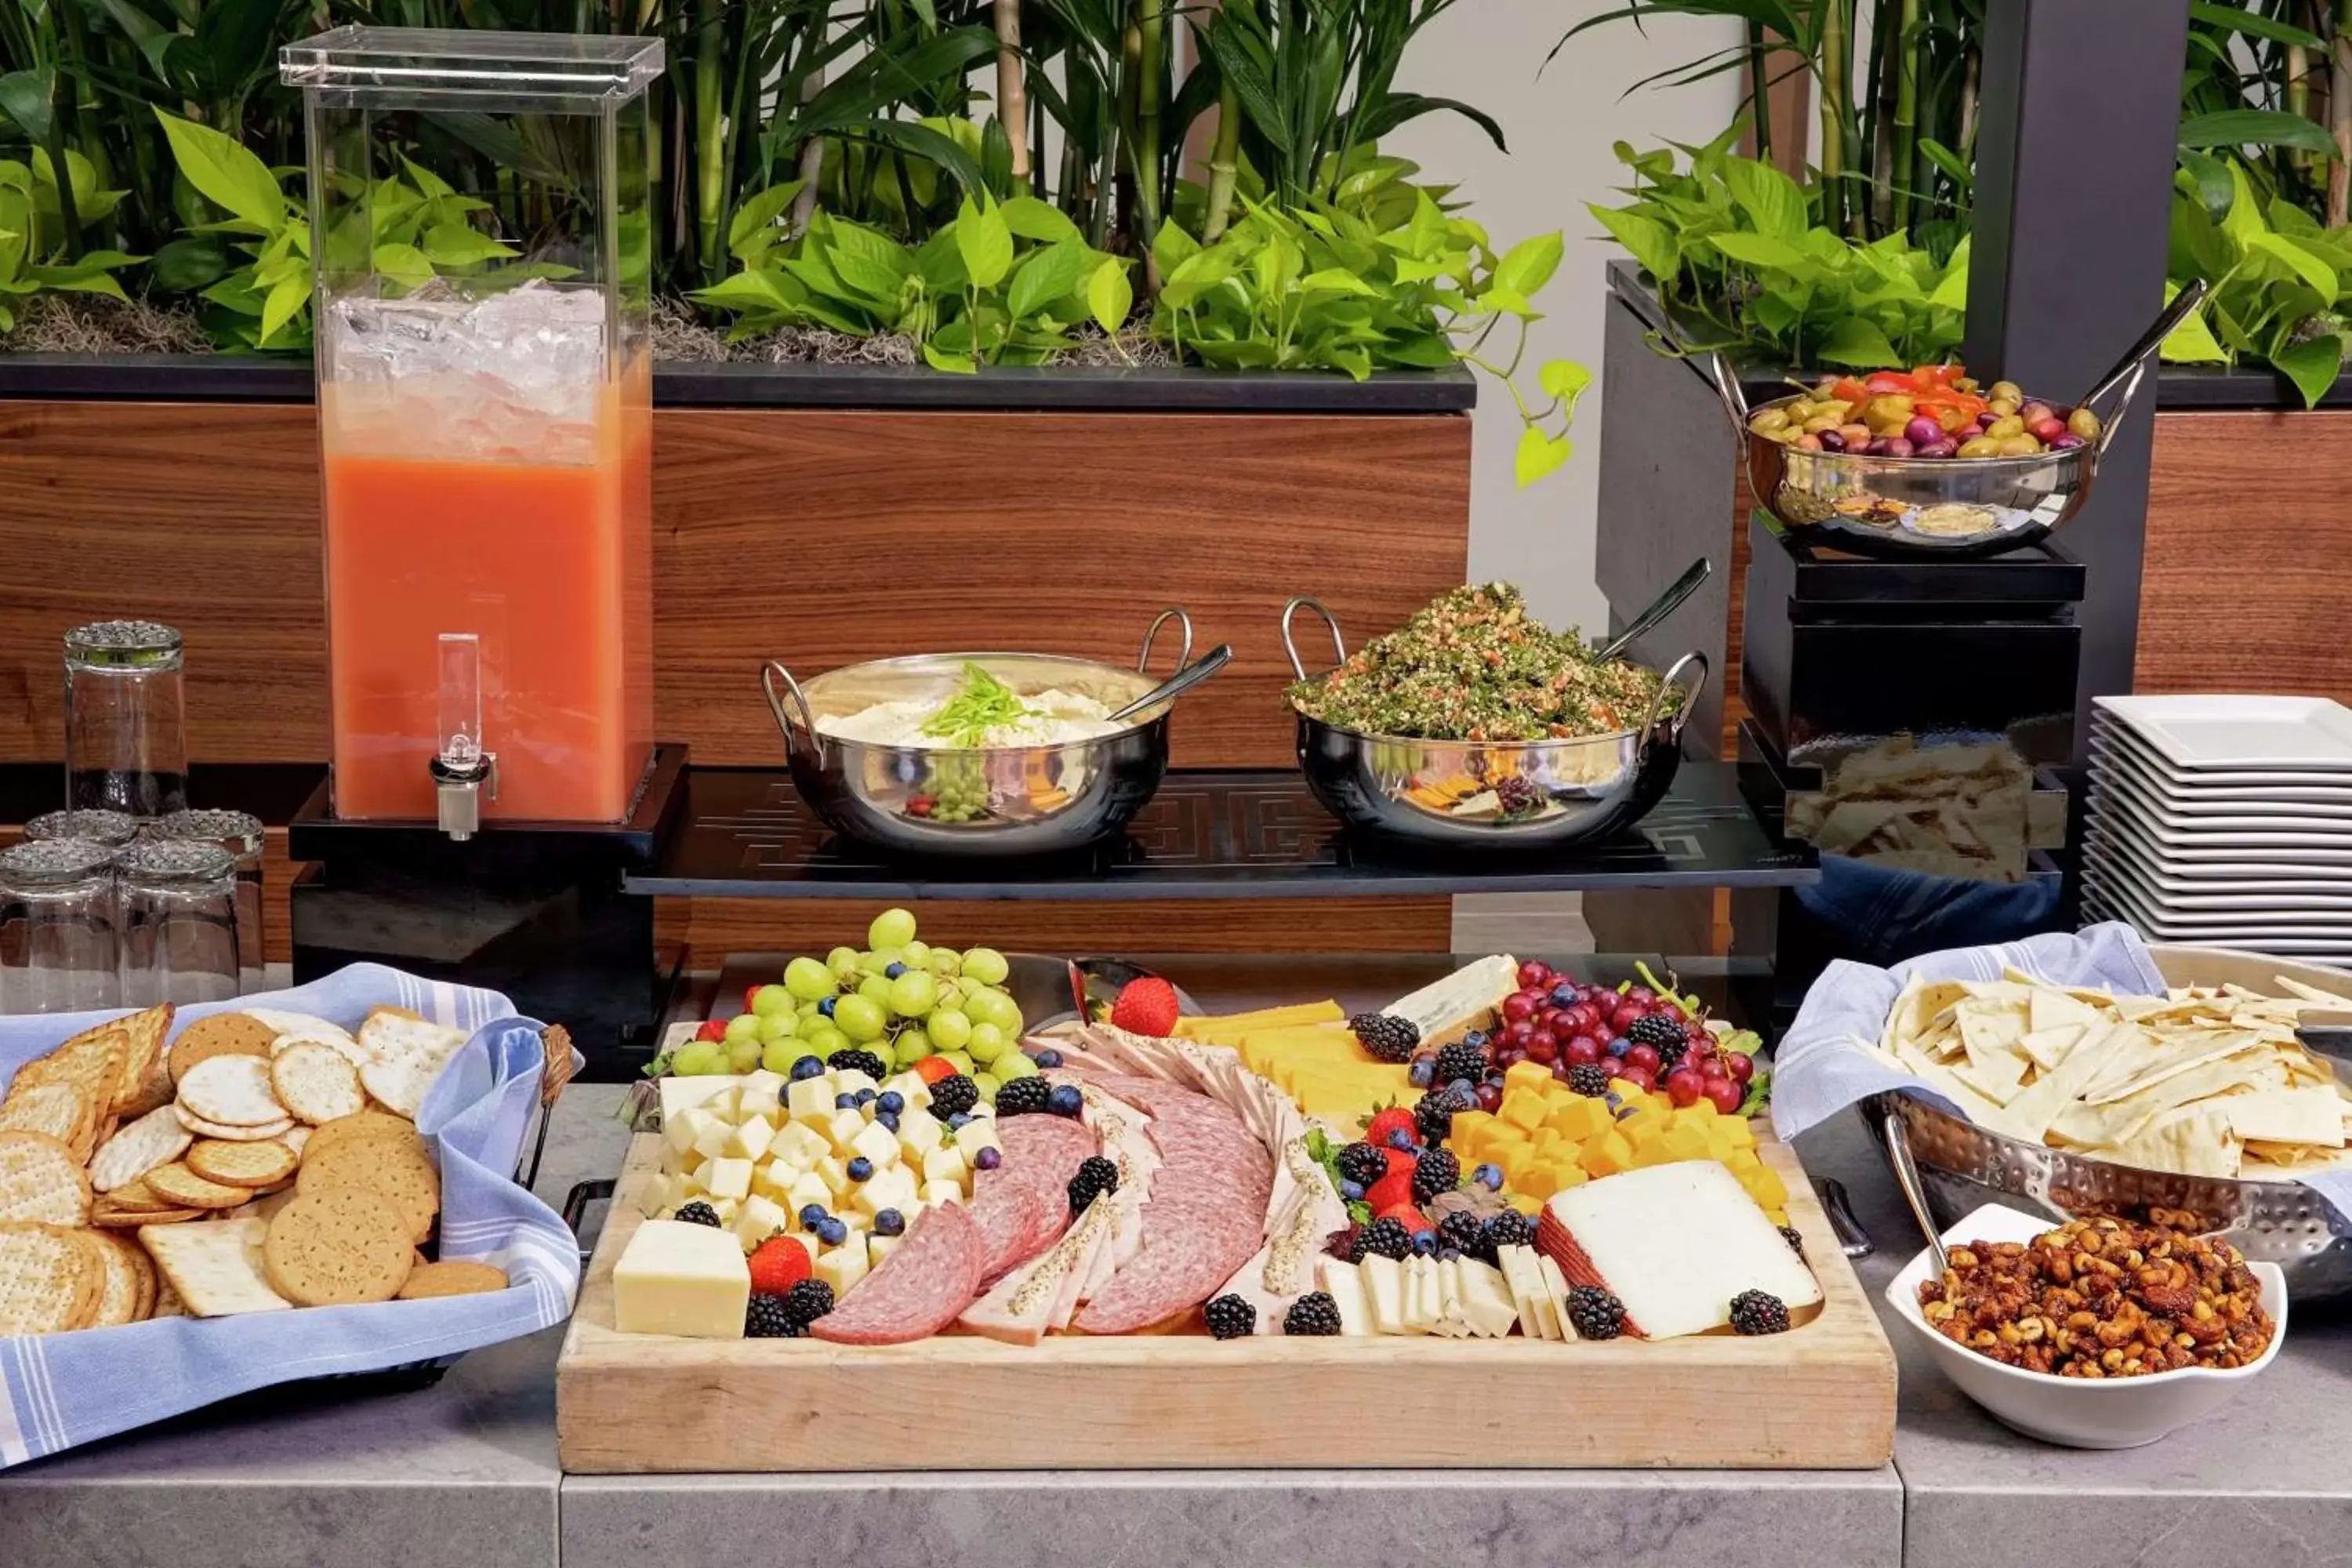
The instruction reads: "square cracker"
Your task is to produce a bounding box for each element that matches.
[139,1218,290,1316]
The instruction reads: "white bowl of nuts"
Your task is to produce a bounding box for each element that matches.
[1886,1203,2287,1449]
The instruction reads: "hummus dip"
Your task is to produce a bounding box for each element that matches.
[818,688,1121,749]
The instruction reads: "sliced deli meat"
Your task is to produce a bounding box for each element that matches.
[960,1192,1117,1346]
[967,1115,1098,1283]
[809,1201,986,1345]
[1068,1077,1273,1334]
[1533,1160,1820,1341]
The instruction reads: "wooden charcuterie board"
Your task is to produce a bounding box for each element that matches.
[555,1131,1896,1472]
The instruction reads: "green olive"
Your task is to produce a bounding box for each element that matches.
[1988,397,2020,417]
[1958,436,2003,459]
[1985,415,2025,439]
[1749,408,1790,434]
[1996,434,2042,457]
[1988,380,2024,404]
[1803,414,1842,434]
[1867,394,1915,423]
[2067,407,2102,440]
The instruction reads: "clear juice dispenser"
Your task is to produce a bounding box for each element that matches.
[282,27,662,833]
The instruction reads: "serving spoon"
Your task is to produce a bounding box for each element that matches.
[1595,557,1711,664]
[1109,644,1232,724]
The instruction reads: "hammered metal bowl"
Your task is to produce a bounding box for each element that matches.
[1866,1091,2352,1301]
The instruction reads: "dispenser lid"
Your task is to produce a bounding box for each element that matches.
[280,26,664,108]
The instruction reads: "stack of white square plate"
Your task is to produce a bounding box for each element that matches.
[2083,695,2352,960]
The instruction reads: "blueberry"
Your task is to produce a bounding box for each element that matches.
[1408,1059,1435,1087]
[1475,1163,1503,1190]
[1464,1029,1489,1050]
[1437,1247,1461,1262]
[817,996,836,1017]
[947,1112,972,1129]
[1338,1178,1365,1200]
[1034,1048,1063,1069]
[1606,1036,1632,1058]
[1385,1129,1413,1151]
[1410,1231,1437,1255]
[834,1092,856,1110]
[878,1111,901,1132]
[975,1146,1002,1171]
[885,962,906,978]
[1449,1077,1474,1094]
[791,1055,825,1080]
[874,1209,906,1236]
[797,1204,828,1229]
[855,1088,877,1105]
[1550,984,1577,1007]
[817,1218,848,1246]
[847,1156,873,1181]
[877,1091,905,1115]
[1047,1084,1083,1117]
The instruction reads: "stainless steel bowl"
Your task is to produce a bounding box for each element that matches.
[1280,597,1706,847]
[1866,1091,2352,1301]
[1708,357,2146,559]
[760,611,1193,858]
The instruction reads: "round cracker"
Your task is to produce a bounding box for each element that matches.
[89,1104,194,1193]
[358,1057,434,1119]
[176,1054,285,1127]
[0,1222,102,1334]
[174,1109,295,1142]
[396,1259,509,1300]
[93,1204,201,1228]
[82,1230,146,1327]
[186,1138,299,1189]
[295,1133,439,1245]
[0,1131,92,1226]
[168,1013,278,1083]
[263,1188,414,1306]
[304,1110,420,1160]
[270,1041,365,1127]
[143,1160,263,1210]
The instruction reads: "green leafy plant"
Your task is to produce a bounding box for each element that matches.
[0,150,139,328]
[2163,158,2352,405]
[1593,131,1968,370]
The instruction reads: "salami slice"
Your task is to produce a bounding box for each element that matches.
[1070,1080,1273,1334]
[808,1201,985,1345]
[966,1115,1097,1282]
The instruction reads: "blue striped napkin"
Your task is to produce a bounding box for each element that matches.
[0,963,582,1468]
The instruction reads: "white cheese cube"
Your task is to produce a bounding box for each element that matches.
[831,1069,880,1100]
[866,1233,900,1265]
[613,1220,749,1338]
[769,1120,829,1167]
[734,1194,791,1250]
[724,1114,778,1163]
[659,1075,742,1124]
[917,1178,962,1209]
[880,1071,931,1111]
[855,1164,920,1218]
[822,1108,867,1154]
[751,1160,793,1201]
[786,1076,835,1126]
[848,1119,902,1171]
[738,1069,786,1118]
[816,1155,851,1197]
[673,1162,707,1195]
[951,1119,1001,1162]
[664,1105,717,1156]
[813,1235,869,1298]
[703,1156,754,1202]
[637,1173,675,1219]
[710,1196,740,1225]
[692,1119,735,1163]
[785,1171,831,1214]
[895,1112,944,1160]
[920,1145,968,1186]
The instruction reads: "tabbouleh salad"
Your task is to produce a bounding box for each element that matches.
[1287,583,1675,742]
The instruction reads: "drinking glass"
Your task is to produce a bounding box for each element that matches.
[0,839,120,1014]
[152,808,266,994]
[114,839,239,1007]
[64,620,189,818]
[24,808,139,850]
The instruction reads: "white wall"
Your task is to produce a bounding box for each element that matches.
[1388,8,1744,635]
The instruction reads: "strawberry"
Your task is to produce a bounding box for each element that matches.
[1110,977,1181,1036]
[694,1018,728,1043]
[747,1233,812,1294]
[1364,1168,1415,1214]
[913,1054,960,1085]
[1363,1106,1417,1149]
[1377,1145,1418,1180]
[1375,1200,1432,1236]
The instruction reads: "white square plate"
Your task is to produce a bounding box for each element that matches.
[2085,785,2352,851]
[2087,767,2352,829]
[2080,854,2352,910]
[2081,867,2352,933]
[2082,882,2352,951]
[2093,695,2352,771]
[2084,829,2352,893]
[2090,723,2352,797]
[2082,815,2352,864]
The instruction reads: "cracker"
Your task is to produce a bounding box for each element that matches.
[303,1110,418,1160]
[176,1054,285,1127]
[145,1161,264,1210]
[94,1203,201,1228]
[0,1222,101,1334]
[84,1230,147,1327]
[151,1277,185,1317]
[246,1009,373,1069]
[283,1126,310,1156]
[108,1004,176,1116]
[0,1131,92,1225]
[0,1082,88,1152]
[358,1057,434,1120]
[271,1042,365,1127]
[186,1138,298,1189]
[90,1105,194,1193]
[295,1133,440,1244]
[174,1109,295,1142]
[358,1011,467,1074]
[11,1029,127,1141]
[168,1012,278,1083]
[263,1188,414,1306]
[396,1259,508,1299]
[245,1186,302,1225]
[140,1218,290,1317]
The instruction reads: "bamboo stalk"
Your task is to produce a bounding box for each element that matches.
[1132,0,1167,271]
[691,0,725,282]
[1891,0,1919,234]
[2288,42,2314,183]
[993,0,1030,190]
[2332,0,2351,227]
[1203,74,1241,241]
[1747,22,1771,163]
[1819,0,1849,235]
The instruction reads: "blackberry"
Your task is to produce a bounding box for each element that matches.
[1414,1086,1473,1145]
[780,1278,836,1326]
[1348,1012,1421,1064]
[1068,1155,1120,1214]
[1439,1210,1491,1262]
[745,1293,797,1338]
[1335,1142,1388,1188]
[672,1200,722,1229]
[1356,1216,1414,1261]
[1779,1225,1806,1261]
[995,1076,1053,1116]
[1204,1294,1258,1340]
[1626,1013,1689,1071]
[1493,775,1544,818]
[1566,1063,1610,1098]
[826,1047,888,1081]
[1729,1289,1791,1336]
[928,1073,980,1119]
[1433,1040,1487,1087]
[1411,1148,1461,1204]
[1483,1210,1536,1253]
[1566,1285,1626,1341]
[1283,1291,1344,1335]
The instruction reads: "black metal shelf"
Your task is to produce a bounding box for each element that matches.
[623,762,1817,902]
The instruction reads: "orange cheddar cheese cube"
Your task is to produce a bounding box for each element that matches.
[1498,1086,1551,1134]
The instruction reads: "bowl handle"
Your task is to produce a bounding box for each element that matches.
[1641,651,1709,745]
[2091,357,2147,459]
[760,659,821,760]
[1138,608,1194,674]
[1703,352,1752,440]
[1281,597,1346,681]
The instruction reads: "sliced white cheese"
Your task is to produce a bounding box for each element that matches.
[1383,954,1519,1047]
[1432,1258,1473,1338]
[614,1219,749,1338]
[1361,1254,1406,1334]
[1401,1255,1439,1334]
[1456,1258,1519,1338]
[1317,1257,1370,1335]
[1497,1245,1557,1341]
[1536,1254,1576,1341]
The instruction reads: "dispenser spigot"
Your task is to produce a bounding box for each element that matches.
[434,630,497,841]
[430,751,498,840]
